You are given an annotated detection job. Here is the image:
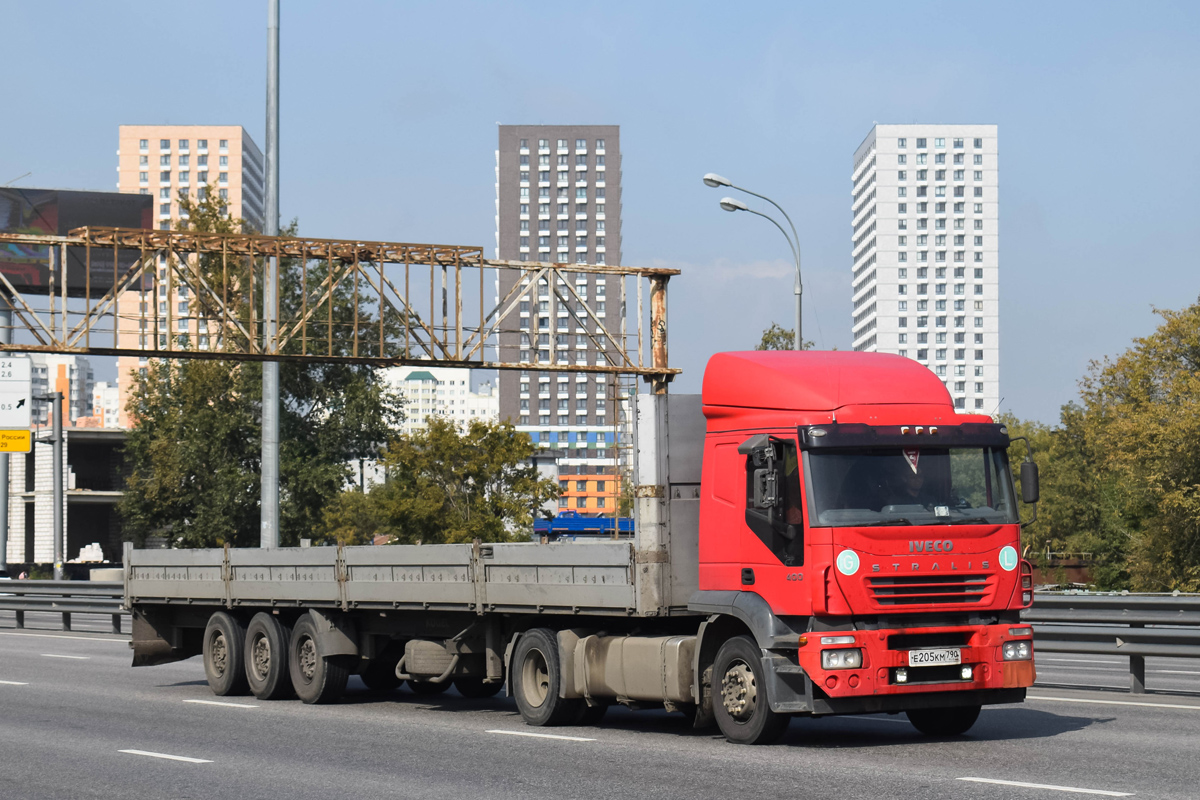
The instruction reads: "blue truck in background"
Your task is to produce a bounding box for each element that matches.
[533,511,633,541]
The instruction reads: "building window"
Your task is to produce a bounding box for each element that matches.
[139,139,149,150]
[219,139,229,150]
[935,138,945,148]
[897,187,907,198]
[139,172,148,183]
[160,171,171,182]
[916,138,926,148]
[974,154,983,165]
[160,139,170,149]
[973,138,983,148]
[897,137,906,148]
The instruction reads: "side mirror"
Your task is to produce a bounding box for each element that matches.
[753,467,779,509]
[1020,461,1040,504]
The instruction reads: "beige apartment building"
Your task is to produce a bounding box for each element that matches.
[114,125,265,427]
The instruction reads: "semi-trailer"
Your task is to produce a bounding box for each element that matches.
[125,350,1037,744]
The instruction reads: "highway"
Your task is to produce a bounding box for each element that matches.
[2,612,1199,799]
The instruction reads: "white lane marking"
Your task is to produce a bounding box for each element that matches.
[0,632,125,643]
[1029,694,1200,711]
[1152,669,1200,675]
[119,749,212,764]
[0,680,29,685]
[958,777,1132,796]
[1039,657,1124,665]
[41,653,89,660]
[184,699,259,709]
[486,729,595,742]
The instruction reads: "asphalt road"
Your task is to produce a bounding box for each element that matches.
[2,618,1200,799]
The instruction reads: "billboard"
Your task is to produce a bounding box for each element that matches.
[0,188,153,297]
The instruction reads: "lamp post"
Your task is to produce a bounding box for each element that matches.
[704,173,803,350]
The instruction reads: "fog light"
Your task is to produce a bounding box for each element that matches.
[821,649,863,670]
[961,665,974,680]
[1022,591,1032,605]
[895,668,908,684]
[1009,627,1033,637]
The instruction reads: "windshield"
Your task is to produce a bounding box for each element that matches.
[807,446,1017,527]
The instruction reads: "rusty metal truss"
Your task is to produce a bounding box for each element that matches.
[0,227,678,385]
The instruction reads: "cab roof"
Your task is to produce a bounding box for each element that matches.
[702,351,954,412]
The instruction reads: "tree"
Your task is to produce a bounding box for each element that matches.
[323,417,559,545]
[756,323,814,351]
[119,186,404,548]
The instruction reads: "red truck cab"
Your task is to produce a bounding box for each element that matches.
[692,351,1035,739]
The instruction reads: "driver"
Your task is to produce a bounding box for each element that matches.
[882,452,937,509]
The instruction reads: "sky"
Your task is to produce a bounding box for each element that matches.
[3,0,1198,423]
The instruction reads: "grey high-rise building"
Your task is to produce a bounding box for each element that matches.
[494,125,623,515]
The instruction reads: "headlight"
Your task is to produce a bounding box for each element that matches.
[1002,640,1032,661]
[821,649,863,670]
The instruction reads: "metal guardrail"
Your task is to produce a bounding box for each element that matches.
[1024,592,1200,694]
[0,580,127,634]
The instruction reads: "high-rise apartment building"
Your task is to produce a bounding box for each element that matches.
[494,126,623,515]
[383,366,499,435]
[851,124,999,414]
[114,125,265,427]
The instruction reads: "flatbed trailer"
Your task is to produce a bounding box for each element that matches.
[126,352,1037,744]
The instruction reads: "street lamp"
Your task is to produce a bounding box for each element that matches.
[704,174,803,350]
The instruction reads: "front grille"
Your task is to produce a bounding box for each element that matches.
[868,574,991,606]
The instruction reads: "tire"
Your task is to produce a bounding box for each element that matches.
[572,700,609,726]
[906,704,981,736]
[360,650,404,692]
[202,612,249,696]
[408,679,451,696]
[454,677,504,699]
[289,614,351,705]
[244,612,294,700]
[511,628,581,726]
[712,635,790,745]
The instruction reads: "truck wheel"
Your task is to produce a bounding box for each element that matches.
[454,677,503,698]
[289,614,350,705]
[712,636,790,745]
[203,612,249,696]
[408,679,450,696]
[512,628,581,726]
[906,704,981,736]
[360,651,403,691]
[572,700,609,726]
[244,612,294,700]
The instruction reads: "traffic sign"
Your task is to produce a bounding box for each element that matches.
[0,356,32,453]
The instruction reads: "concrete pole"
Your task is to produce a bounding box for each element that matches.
[261,0,280,549]
[50,392,63,580]
[0,296,9,572]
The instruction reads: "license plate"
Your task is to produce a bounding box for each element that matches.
[908,648,961,667]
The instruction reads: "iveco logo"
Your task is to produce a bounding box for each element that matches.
[910,540,954,553]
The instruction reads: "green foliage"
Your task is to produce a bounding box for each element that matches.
[322,417,559,545]
[756,323,814,351]
[119,187,403,548]
[1000,298,1200,591]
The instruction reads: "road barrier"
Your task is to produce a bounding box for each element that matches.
[0,580,127,634]
[1024,593,1200,693]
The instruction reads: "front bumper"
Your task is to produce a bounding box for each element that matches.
[762,622,1035,714]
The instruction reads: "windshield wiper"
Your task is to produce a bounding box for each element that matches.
[874,517,913,526]
[943,516,992,525]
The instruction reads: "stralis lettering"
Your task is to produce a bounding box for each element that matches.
[909,540,954,553]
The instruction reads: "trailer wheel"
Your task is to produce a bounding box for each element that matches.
[454,677,503,699]
[408,679,450,696]
[244,613,294,700]
[203,612,249,696]
[288,614,350,705]
[512,628,580,726]
[712,636,790,745]
[906,704,981,736]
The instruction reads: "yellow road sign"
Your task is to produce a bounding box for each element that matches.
[0,430,31,452]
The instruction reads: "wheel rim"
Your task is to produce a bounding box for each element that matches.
[720,659,757,721]
[520,647,550,708]
[251,634,271,681]
[298,637,317,683]
[210,631,228,677]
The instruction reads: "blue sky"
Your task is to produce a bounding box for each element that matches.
[3,0,1198,422]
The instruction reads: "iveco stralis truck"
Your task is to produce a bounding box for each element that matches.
[125,351,1038,744]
